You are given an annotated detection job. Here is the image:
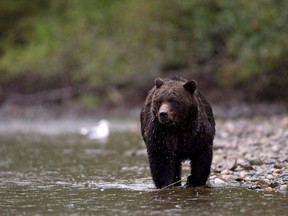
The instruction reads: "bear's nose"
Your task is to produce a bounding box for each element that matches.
[159,112,168,119]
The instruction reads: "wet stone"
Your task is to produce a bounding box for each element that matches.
[211,115,288,193]
[266,174,274,180]
[269,182,279,188]
[274,163,284,169]
[264,187,273,192]
[235,177,244,182]
[221,174,234,181]
[214,178,226,186]
[249,159,264,166]
[279,185,288,192]
[221,169,233,175]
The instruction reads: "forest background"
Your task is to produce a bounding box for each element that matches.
[0,0,287,110]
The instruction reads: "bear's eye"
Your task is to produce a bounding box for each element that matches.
[172,101,179,105]
[156,98,163,104]
[167,99,177,105]
[170,100,181,108]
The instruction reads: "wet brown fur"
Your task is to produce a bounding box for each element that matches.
[140,76,215,188]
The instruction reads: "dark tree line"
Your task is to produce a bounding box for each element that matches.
[0,0,287,106]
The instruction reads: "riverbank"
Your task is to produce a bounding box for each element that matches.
[211,115,288,193]
[1,103,287,193]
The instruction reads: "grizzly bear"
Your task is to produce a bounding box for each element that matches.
[140,76,215,189]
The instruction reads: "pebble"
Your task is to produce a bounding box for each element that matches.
[269,182,279,188]
[249,159,264,166]
[214,178,226,186]
[222,174,234,181]
[279,185,288,192]
[212,115,288,192]
[266,174,274,180]
[264,187,273,192]
[221,170,233,175]
[238,171,247,179]
[273,170,282,177]
[274,163,284,169]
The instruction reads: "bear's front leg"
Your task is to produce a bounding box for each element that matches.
[186,147,212,187]
[148,154,181,189]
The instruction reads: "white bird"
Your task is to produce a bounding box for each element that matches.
[80,119,110,142]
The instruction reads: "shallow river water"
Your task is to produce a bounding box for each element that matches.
[0,119,287,215]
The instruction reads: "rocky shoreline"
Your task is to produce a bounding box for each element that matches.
[1,103,288,193]
[210,115,288,193]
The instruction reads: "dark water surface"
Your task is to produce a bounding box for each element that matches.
[0,128,287,215]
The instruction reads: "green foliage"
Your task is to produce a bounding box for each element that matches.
[0,0,287,97]
[219,0,288,85]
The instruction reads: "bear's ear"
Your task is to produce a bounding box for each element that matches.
[155,78,164,88]
[184,80,197,94]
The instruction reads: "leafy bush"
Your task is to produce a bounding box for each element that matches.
[0,0,287,101]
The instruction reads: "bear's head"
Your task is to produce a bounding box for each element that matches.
[152,77,198,127]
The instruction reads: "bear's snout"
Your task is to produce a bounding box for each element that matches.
[158,103,173,124]
[159,111,168,119]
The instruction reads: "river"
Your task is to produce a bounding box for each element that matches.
[0,117,287,215]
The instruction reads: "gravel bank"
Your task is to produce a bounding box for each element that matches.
[1,103,287,193]
[211,115,288,193]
